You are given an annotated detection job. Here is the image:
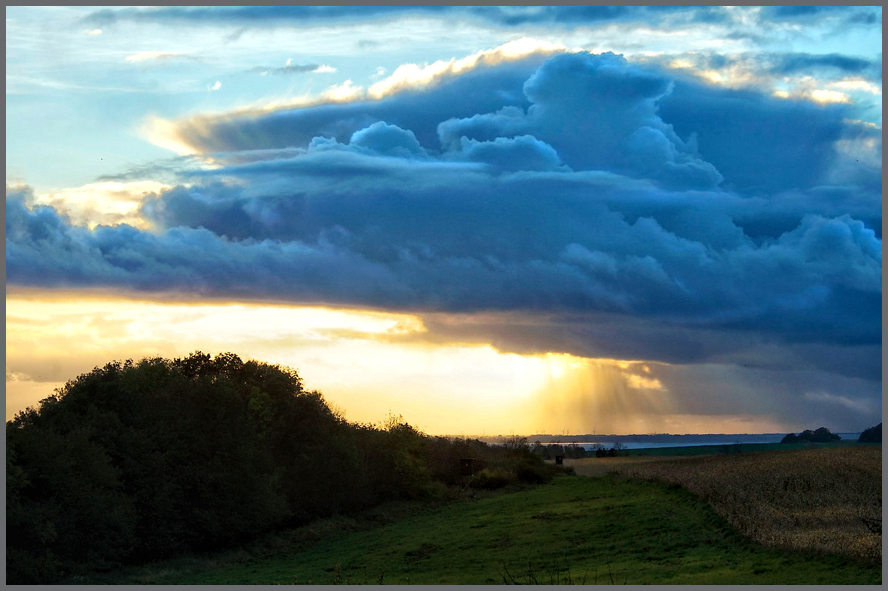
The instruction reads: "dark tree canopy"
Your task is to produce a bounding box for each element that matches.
[7,352,558,584]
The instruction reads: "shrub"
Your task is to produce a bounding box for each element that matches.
[515,463,553,484]
[470,469,511,490]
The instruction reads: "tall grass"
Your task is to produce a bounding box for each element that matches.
[610,446,881,563]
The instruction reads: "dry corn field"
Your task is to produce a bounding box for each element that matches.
[569,446,881,563]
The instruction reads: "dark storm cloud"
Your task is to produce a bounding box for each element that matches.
[95,155,206,184]
[470,6,632,26]
[764,6,845,19]
[172,51,876,196]
[6,191,407,302]
[761,6,881,24]
[178,53,725,189]
[758,6,882,33]
[770,53,877,76]
[84,6,443,27]
[657,76,850,193]
[6,51,881,386]
[84,6,725,28]
[248,63,324,76]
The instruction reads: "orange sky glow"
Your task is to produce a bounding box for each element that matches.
[5,288,790,435]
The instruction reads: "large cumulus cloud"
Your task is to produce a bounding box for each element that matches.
[6,51,882,389]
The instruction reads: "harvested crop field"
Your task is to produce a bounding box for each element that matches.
[568,446,881,563]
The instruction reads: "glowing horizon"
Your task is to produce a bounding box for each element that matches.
[6,289,811,436]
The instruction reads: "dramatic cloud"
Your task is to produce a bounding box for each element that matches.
[657,75,853,193]
[83,6,882,35]
[760,5,881,24]
[6,50,882,417]
[152,51,550,154]
[769,53,880,76]
[7,3,882,437]
[82,6,723,29]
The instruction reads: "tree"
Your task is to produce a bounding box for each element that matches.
[503,435,530,454]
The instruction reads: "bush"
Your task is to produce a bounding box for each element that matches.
[515,463,553,484]
[470,469,511,490]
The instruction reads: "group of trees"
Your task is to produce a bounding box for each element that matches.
[531,441,589,460]
[7,353,560,584]
[781,424,883,445]
[780,427,842,444]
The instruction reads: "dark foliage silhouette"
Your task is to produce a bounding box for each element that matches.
[6,352,557,583]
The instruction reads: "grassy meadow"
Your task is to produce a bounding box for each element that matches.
[94,446,880,585]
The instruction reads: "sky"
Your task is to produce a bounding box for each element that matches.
[5,6,883,436]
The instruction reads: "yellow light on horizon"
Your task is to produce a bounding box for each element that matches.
[6,290,605,433]
[6,289,790,436]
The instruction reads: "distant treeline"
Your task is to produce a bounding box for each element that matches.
[7,353,563,584]
[778,425,881,444]
[781,427,842,444]
[531,442,626,458]
[499,433,788,445]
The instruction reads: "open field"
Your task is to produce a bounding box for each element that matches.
[92,464,881,585]
[623,440,861,457]
[568,445,882,563]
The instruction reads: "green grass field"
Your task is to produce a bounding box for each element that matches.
[97,474,881,585]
